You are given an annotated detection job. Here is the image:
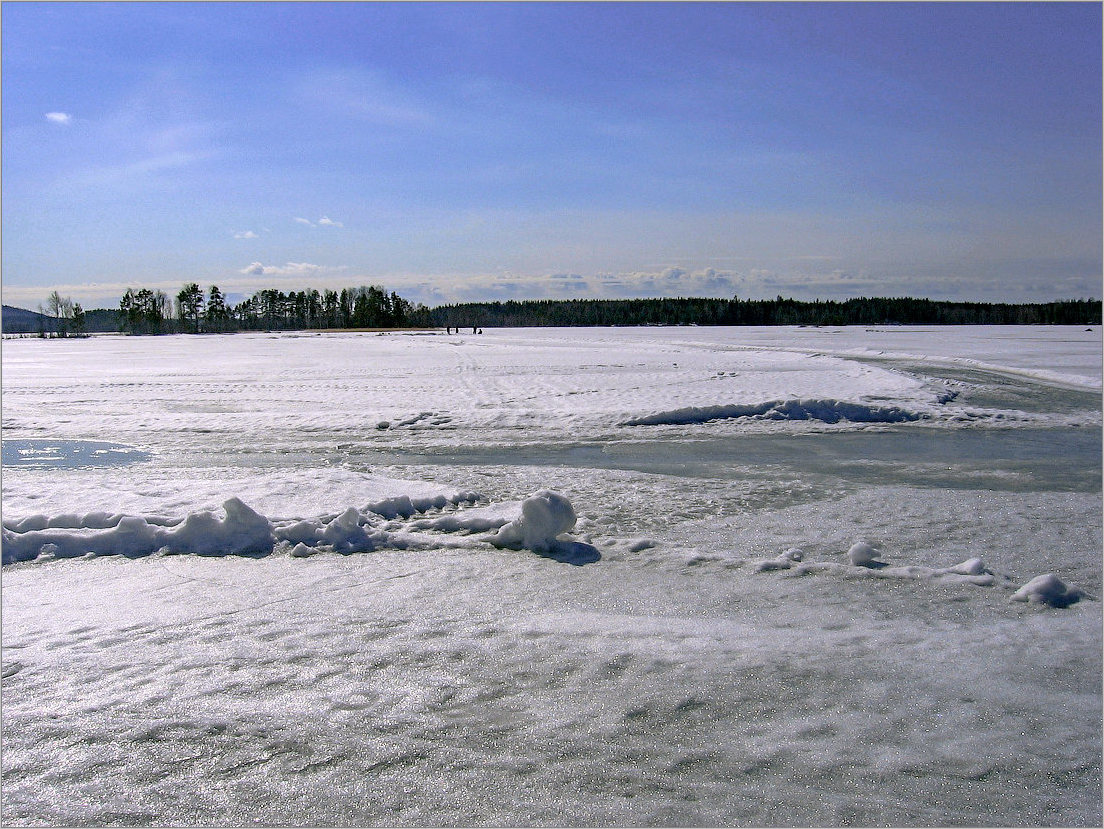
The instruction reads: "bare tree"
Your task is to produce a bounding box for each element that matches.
[45,291,76,337]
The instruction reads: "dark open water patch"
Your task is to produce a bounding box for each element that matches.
[1,439,151,469]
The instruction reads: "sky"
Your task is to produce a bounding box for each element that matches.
[2,1,1101,311]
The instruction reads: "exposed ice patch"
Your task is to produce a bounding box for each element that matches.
[1,439,151,469]
[1011,574,1085,608]
[622,398,922,427]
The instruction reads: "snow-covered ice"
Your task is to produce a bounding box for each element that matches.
[2,325,1100,826]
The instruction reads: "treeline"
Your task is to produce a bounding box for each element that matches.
[118,283,430,334]
[18,290,1099,337]
[429,296,1102,328]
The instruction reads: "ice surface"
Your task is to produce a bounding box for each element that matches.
[2,326,1100,826]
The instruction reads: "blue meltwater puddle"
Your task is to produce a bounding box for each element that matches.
[1,439,151,469]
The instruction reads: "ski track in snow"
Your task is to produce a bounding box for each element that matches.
[2,325,1100,826]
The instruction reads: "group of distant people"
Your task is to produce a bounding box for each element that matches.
[445,326,482,334]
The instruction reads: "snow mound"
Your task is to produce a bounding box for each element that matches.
[847,541,883,567]
[161,497,275,556]
[364,491,479,519]
[753,546,1009,589]
[319,507,379,553]
[1,498,275,563]
[1010,574,1084,608]
[753,547,804,572]
[488,490,577,552]
[1,489,598,565]
[943,556,987,576]
[622,398,922,427]
[408,513,509,534]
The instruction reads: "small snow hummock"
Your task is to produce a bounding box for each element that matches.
[752,542,1007,589]
[847,541,883,567]
[1010,574,1084,608]
[753,548,804,572]
[488,490,577,553]
[943,557,987,576]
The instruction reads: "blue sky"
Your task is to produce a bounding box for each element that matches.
[3,2,1100,310]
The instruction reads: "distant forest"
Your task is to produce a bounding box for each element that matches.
[3,288,1100,336]
[428,296,1101,328]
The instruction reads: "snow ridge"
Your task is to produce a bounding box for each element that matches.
[622,398,922,427]
[1,490,601,566]
[2,490,487,565]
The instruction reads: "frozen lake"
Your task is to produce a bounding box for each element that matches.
[2,325,1101,826]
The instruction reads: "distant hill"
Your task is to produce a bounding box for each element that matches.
[1,305,55,334]
[2,305,120,334]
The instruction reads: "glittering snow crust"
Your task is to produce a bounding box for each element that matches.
[2,325,1100,826]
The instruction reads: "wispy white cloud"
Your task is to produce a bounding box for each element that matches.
[64,150,215,190]
[233,230,259,239]
[239,261,347,277]
[45,111,72,125]
[295,216,344,228]
[293,68,435,128]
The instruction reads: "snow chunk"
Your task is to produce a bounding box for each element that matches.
[275,518,325,546]
[943,557,987,576]
[847,541,883,567]
[365,490,481,519]
[754,548,804,572]
[3,515,49,533]
[1011,574,1084,608]
[320,507,376,553]
[409,513,508,534]
[160,498,274,556]
[489,490,577,552]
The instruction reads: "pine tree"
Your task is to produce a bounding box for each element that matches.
[177,283,205,333]
[205,285,229,332]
